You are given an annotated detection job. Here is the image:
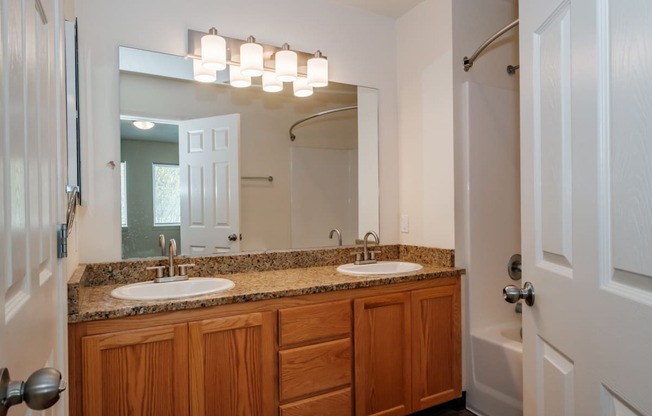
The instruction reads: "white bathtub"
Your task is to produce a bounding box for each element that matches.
[468,322,523,416]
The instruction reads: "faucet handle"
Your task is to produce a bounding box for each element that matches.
[369,250,382,260]
[146,266,166,279]
[178,263,196,277]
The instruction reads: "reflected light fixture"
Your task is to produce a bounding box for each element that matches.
[132,120,155,130]
[293,76,313,97]
[307,50,328,87]
[193,59,217,83]
[229,65,252,88]
[201,27,227,71]
[262,71,283,92]
[275,43,298,82]
[240,36,264,77]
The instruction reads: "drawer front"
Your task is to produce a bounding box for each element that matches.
[279,338,352,402]
[279,300,351,346]
[280,388,352,416]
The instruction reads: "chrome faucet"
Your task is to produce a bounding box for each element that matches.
[146,238,195,283]
[168,239,177,278]
[353,231,380,265]
[329,228,342,246]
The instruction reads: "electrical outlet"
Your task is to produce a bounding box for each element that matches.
[400,214,409,233]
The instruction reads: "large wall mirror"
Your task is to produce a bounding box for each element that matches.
[119,47,379,259]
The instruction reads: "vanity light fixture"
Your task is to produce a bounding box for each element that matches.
[240,36,264,77]
[307,50,328,87]
[293,76,313,97]
[132,120,155,130]
[262,71,283,92]
[187,29,328,94]
[201,27,227,71]
[229,65,252,88]
[192,59,217,83]
[275,43,298,82]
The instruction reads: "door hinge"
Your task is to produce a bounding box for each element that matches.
[57,224,68,258]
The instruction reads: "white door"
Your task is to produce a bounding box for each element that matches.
[521,0,652,414]
[0,0,67,414]
[178,115,240,255]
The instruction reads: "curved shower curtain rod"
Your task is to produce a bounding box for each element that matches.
[290,106,358,141]
[463,19,519,72]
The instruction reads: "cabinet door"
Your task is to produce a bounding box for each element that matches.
[411,284,461,410]
[81,323,189,416]
[189,311,275,416]
[354,292,412,416]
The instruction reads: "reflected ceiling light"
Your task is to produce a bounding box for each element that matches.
[132,120,155,130]
[293,77,313,97]
[201,27,227,71]
[229,65,252,88]
[262,71,283,93]
[307,50,328,88]
[275,43,298,82]
[240,36,264,77]
[193,59,217,83]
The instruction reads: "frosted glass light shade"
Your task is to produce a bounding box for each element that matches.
[293,77,313,97]
[201,28,227,71]
[132,120,155,130]
[229,65,251,88]
[275,44,298,82]
[240,36,264,77]
[262,71,283,92]
[193,59,217,83]
[307,51,328,87]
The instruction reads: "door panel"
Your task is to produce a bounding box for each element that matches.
[179,115,240,255]
[521,0,652,413]
[1,0,65,414]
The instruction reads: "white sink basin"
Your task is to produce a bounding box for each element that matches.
[111,277,235,301]
[336,261,423,276]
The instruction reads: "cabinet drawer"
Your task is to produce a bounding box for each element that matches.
[279,338,352,402]
[280,388,352,416]
[279,300,351,346]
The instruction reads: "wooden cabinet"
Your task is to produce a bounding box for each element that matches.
[74,312,274,416]
[279,300,353,416]
[81,324,189,416]
[70,277,461,416]
[411,285,461,411]
[353,281,461,416]
[354,293,412,416]
[188,312,275,416]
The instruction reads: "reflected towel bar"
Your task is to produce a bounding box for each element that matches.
[241,176,274,182]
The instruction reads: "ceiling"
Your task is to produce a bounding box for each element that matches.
[322,0,427,19]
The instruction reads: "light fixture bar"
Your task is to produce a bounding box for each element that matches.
[187,29,318,77]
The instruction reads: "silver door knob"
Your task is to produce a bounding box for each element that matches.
[228,234,238,241]
[0,367,66,415]
[503,281,535,306]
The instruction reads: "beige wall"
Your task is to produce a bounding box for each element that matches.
[396,0,456,249]
[73,0,399,263]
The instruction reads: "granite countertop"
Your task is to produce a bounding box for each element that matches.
[69,263,463,323]
[68,245,464,324]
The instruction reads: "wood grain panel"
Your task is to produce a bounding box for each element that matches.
[279,338,351,401]
[411,283,462,410]
[354,292,412,416]
[81,324,189,416]
[280,388,352,416]
[279,300,351,346]
[189,311,275,416]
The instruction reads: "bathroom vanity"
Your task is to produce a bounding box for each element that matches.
[67,246,463,416]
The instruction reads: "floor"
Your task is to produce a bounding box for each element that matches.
[410,402,477,416]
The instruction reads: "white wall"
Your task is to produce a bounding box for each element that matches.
[74,0,399,263]
[396,0,456,249]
